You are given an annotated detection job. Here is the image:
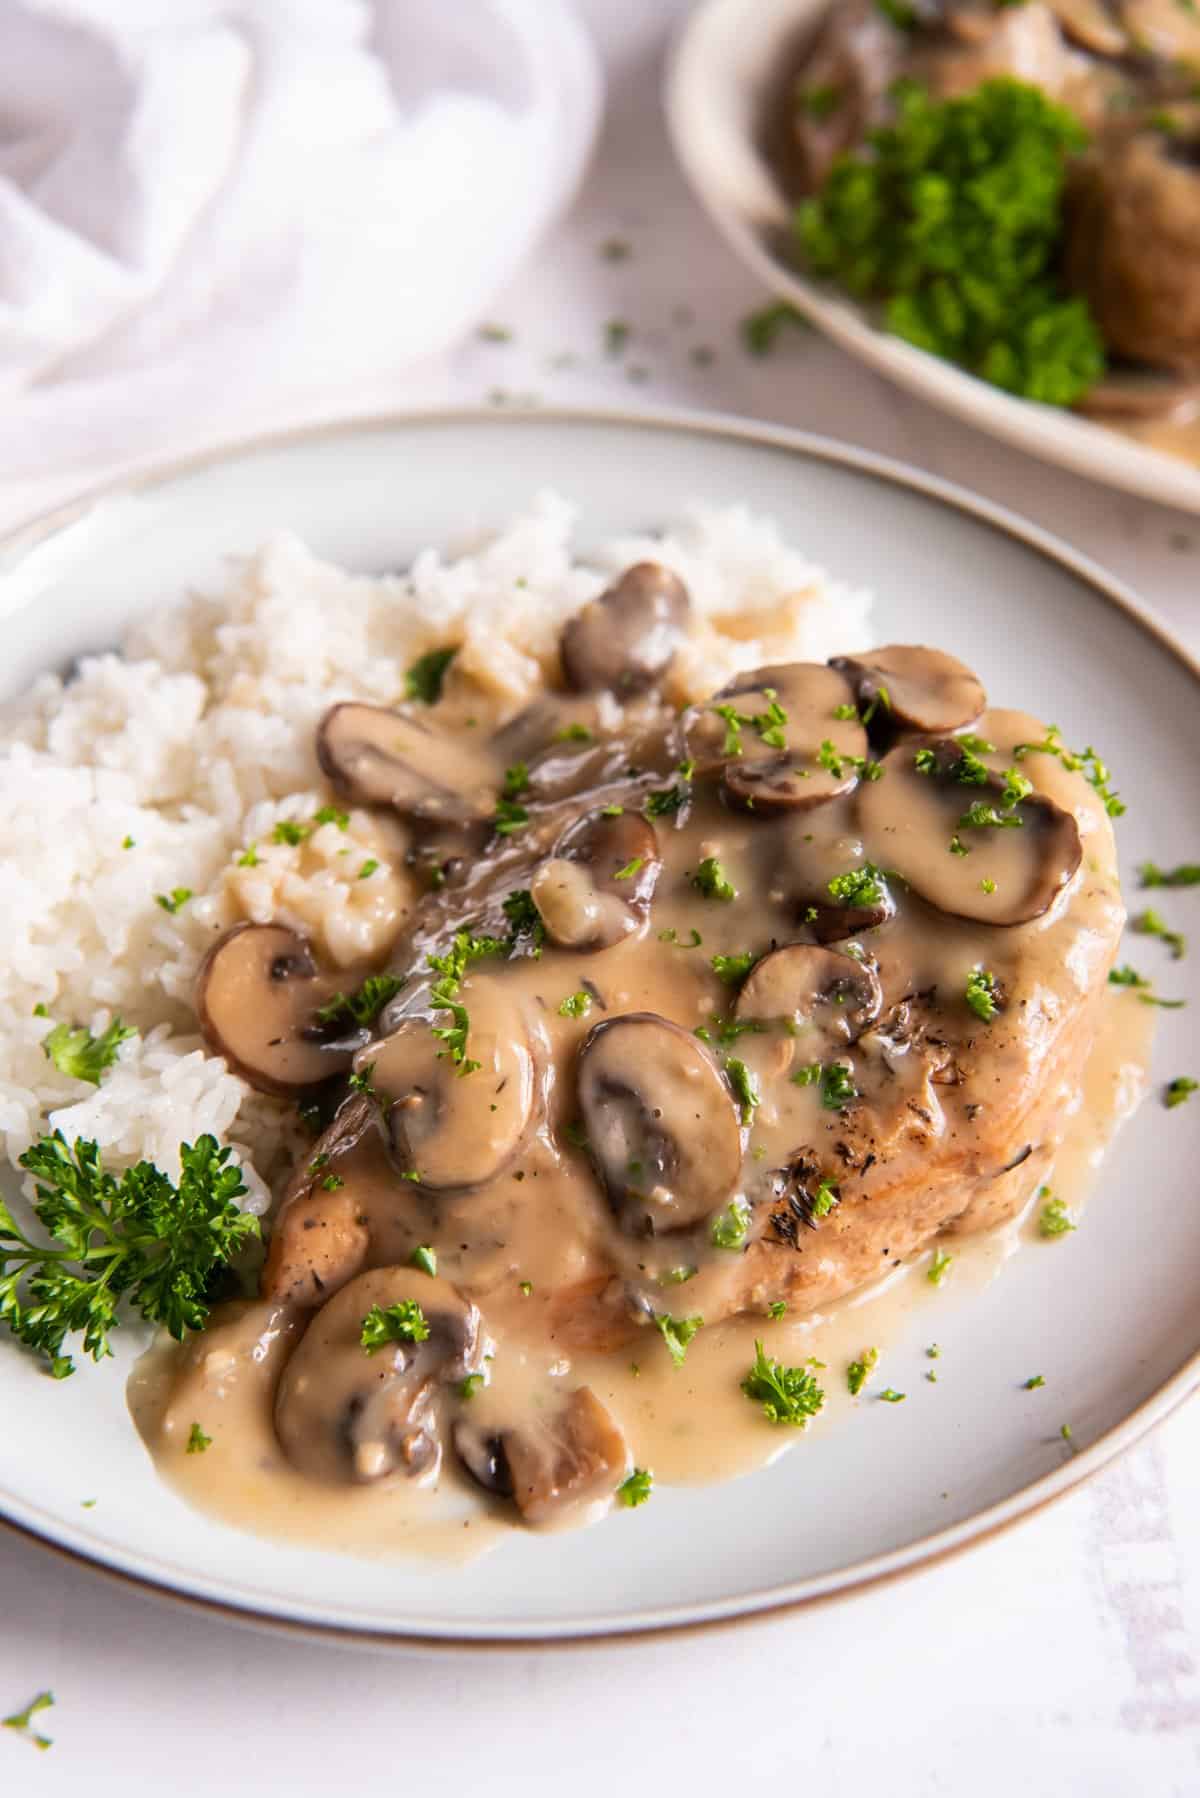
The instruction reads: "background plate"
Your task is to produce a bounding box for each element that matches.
[665,0,1200,516]
[1,408,1198,1646]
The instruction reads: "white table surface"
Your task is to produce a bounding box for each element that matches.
[3,3,1199,1791]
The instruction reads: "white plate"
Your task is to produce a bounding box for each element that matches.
[1,408,1198,1649]
[665,0,1200,516]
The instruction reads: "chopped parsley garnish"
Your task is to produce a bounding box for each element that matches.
[458,1373,485,1400]
[617,1467,653,1507]
[236,843,260,867]
[553,722,593,743]
[1165,1077,1198,1110]
[958,800,1023,833]
[725,1057,760,1122]
[816,738,847,778]
[928,1249,954,1286]
[605,318,631,356]
[1024,1374,1046,1390]
[820,1062,857,1112]
[316,972,404,1030]
[1108,964,1150,988]
[660,926,703,948]
[493,797,530,836]
[2,1133,257,1377]
[502,888,546,956]
[980,877,997,895]
[519,1280,533,1297]
[656,1312,704,1366]
[321,1174,344,1191]
[1037,1189,1075,1238]
[1061,1423,1074,1444]
[613,856,643,880]
[404,645,457,704]
[121,835,135,850]
[711,950,756,985]
[692,856,737,902]
[187,1422,212,1454]
[879,1388,906,1404]
[847,1346,878,1395]
[767,1300,788,1320]
[791,1061,820,1087]
[558,990,592,1019]
[1013,724,1124,817]
[1132,908,1185,961]
[348,1063,379,1101]
[965,967,1001,1022]
[314,805,350,830]
[741,300,809,356]
[360,1299,430,1352]
[426,930,508,1074]
[710,1199,751,1251]
[357,858,380,880]
[833,702,857,721]
[644,783,690,818]
[272,820,309,846]
[741,1340,825,1426]
[40,1016,136,1085]
[1139,861,1200,888]
[827,863,885,908]
[3,1690,54,1751]
[661,1265,697,1286]
[810,1177,840,1218]
[154,887,193,914]
[410,1245,437,1277]
[712,702,745,757]
[501,762,530,800]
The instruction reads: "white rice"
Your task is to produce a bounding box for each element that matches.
[1,492,872,1212]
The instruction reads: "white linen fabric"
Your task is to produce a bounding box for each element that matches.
[0,0,601,479]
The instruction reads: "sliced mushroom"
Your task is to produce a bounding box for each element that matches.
[1046,0,1128,55]
[857,739,1082,925]
[261,1097,378,1307]
[577,1013,743,1234]
[530,809,661,951]
[682,663,867,814]
[735,945,882,1053]
[802,886,896,944]
[195,923,355,1096]
[560,562,690,695]
[317,703,497,825]
[367,975,540,1190]
[455,1387,627,1525]
[829,645,986,738]
[274,1267,486,1486]
[452,1419,514,1497]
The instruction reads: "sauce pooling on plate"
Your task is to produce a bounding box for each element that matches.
[132,562,1130,1537]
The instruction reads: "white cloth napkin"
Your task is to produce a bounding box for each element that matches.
[0,0,601,491]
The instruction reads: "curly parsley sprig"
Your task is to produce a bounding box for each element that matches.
[1,1134,258,1377]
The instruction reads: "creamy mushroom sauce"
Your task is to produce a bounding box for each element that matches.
[131,566,1139,1547]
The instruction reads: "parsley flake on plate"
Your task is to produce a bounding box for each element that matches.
[742,1340,825,1426]
[692,856,737,902]
[2,1690,54,1752]
[617,1467,653,1507]
[847,1346,878,1396]
[187,1422,212,1454]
